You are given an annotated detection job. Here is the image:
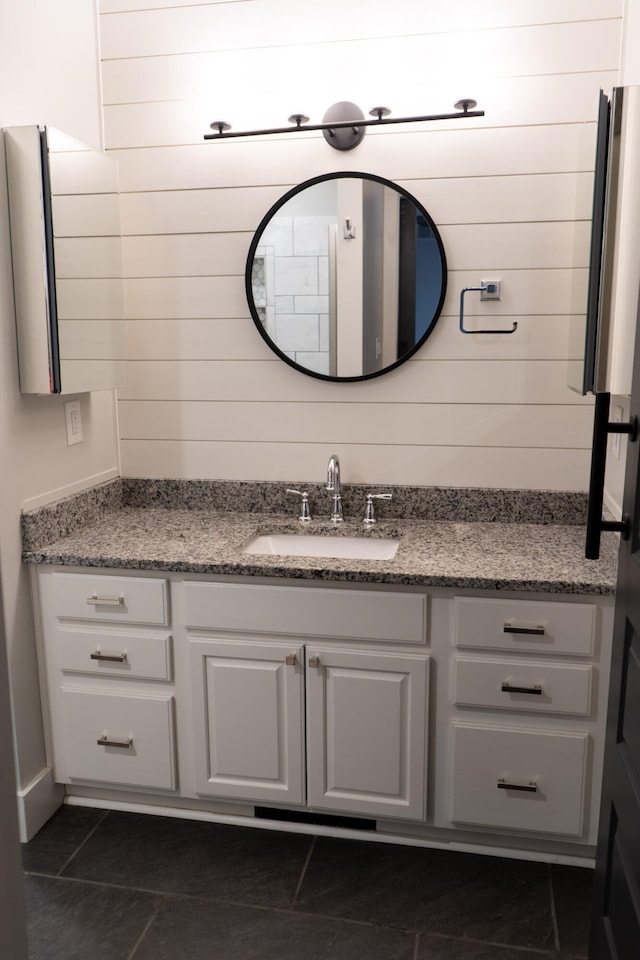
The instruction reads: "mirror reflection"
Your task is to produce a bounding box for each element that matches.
[245,172,447,381]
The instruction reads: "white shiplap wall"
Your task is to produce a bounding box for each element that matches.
[99,0,623,489]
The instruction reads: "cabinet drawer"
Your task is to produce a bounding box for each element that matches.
[454,656,593,716]
[184,581,426,644]
[59,627,172,681]
[51,573,169,626]
[454,598,595,656]
[450,722,588,836]
[59,688,176,790]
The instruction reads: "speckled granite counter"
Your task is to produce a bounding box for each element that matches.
[21,479,618,596]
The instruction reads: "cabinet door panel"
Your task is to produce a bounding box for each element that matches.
[454,597,595,656]
[50,573,169,626]
[190,639,304,805]
[59,626,172,680]
[450,722,588,836]
[306,647,428,820]
[59,688,176,790]
[184,581,426,644]
[454,656,593,716]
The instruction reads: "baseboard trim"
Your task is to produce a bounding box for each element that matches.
[63,795,596,867]
[17,767,64,842]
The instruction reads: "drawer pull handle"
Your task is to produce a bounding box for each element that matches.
[503,623,545,636]
[497,777,538,793]
[308,656,321,668]
[285,653,297,666]
[97,735,133,749]
[90,651,128,663]
[501,682,543,695]
[87,595,125,607]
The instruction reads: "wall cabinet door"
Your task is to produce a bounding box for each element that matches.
[305,647,429,820]
[4,125,124,394]
[190,639,305,805]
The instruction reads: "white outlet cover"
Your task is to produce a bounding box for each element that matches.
[64,400,83,446]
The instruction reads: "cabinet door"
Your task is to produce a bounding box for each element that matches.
[59,688,176,790]
[190,639,305,805]
[306,647,428,820]
[449,722,588,837]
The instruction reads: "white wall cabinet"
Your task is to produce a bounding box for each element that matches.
[32,567,613,862]
[4,125,125,394]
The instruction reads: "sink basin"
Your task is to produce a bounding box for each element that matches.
[243,533,400,561]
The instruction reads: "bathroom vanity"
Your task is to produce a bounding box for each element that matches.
[23,480,617,865]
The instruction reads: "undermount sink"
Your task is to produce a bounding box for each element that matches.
[243,533,400,561]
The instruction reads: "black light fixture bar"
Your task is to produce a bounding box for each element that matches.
[204,100,484,145]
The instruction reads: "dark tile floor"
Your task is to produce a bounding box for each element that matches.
[22,806,594,959]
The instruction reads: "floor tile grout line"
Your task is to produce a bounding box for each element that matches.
[25,871,382,928]
[24,870,578,956]
[548,864,561,953]
[412,931,421,960]
[409,930,565,957]
[288,834,316,910]
[127,893,167,960]
[55,808,111,878]
[26,870,574,953]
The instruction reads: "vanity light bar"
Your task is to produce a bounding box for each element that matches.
[205,99,484,150]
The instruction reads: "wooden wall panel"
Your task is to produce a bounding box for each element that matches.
[100,0,619,24]
[97,0,623,489]
[119,400,593,449]
[124,316,584,363]
[99,2,621,61]
[111,125,597,193]
[118,439,591,490]
[119,174,593,237]
[118,359,592,406]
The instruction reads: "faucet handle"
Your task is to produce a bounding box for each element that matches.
[286,488,311,522]
[363,492,393,525]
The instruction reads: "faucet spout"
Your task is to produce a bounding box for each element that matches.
[326,454,343,523]
[326,454,341,494]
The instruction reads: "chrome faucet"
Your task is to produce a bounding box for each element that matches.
[326,454,343,523]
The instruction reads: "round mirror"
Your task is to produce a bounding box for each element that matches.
[245,171,447,382]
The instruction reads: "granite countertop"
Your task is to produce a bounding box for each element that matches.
[21,480,618,596]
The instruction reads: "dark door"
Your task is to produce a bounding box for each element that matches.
[590,319,640,957]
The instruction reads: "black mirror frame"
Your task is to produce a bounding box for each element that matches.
[245,170,447,382]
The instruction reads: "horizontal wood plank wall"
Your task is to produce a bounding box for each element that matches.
[99,0,623,489]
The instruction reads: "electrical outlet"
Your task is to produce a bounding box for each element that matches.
[64,400,83,446]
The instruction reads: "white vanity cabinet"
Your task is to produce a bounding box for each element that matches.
[35,571,177,792]
[32,566,613,861]
[184,581,429,821]
[446,596,610,844]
